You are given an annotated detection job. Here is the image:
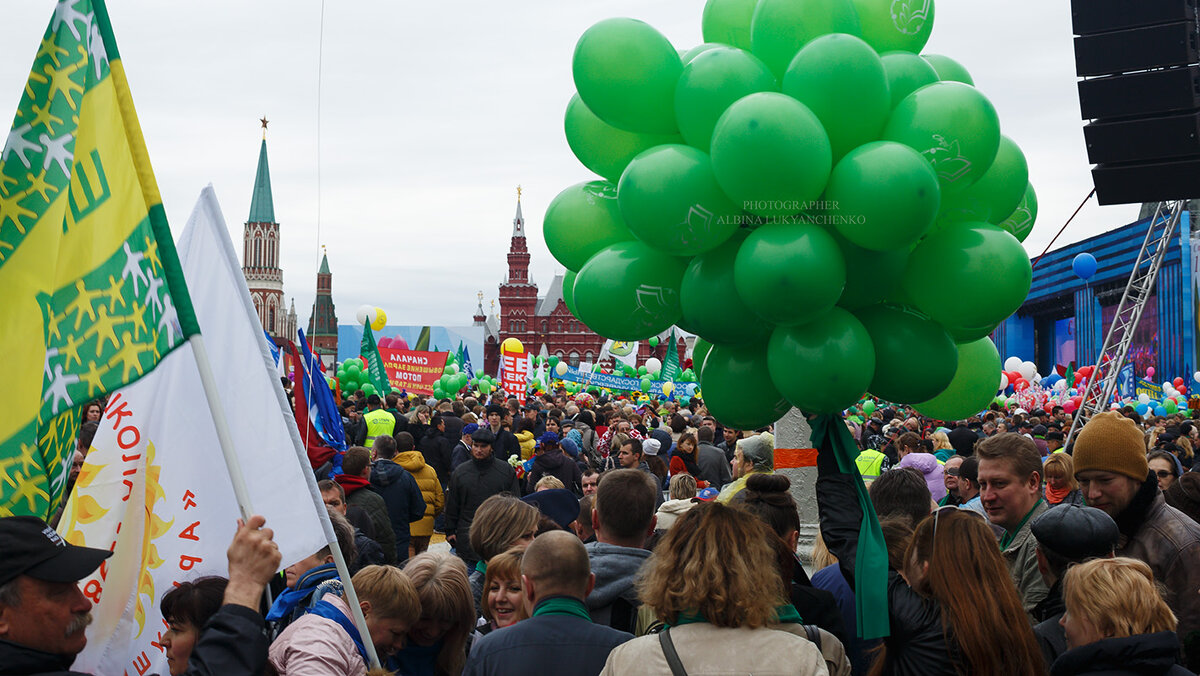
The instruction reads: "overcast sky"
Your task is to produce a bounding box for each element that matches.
[0,0,1141,328]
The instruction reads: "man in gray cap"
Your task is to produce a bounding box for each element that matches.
[1029,503,1120,666]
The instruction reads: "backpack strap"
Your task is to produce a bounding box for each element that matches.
[658,627,689,676]
[803,624,822,650]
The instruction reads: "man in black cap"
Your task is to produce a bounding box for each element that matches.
[0,514,280,675]
[444,427,521,568]
[1029,504,1119,666]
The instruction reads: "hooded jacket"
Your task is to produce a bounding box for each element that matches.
[268,593,367,676]
[394,451,444,537]
[655,498,697,530]
[1049,631,1192,676]
[526,449,582,494]
[369,458,426,563]
[335,474,397,566]
[584,541,651,629]
[897,452,947,502]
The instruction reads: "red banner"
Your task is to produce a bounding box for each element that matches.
[500,349,528,405]
[378,348,449,397]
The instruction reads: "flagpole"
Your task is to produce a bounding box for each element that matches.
[188,333,382,669]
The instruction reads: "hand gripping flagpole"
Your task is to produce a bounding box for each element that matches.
[188,333,382,669]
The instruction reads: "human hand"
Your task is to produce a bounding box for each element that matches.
[223,515,281,610]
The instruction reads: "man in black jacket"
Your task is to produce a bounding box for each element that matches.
[463,530,631,676]
[0,514,279,676]
[485,404,520,461]
[445,428,521,567]
[419,414,454,486]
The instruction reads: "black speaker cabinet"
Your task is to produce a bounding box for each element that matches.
[1092,157,1200,205]
[1084,111,1200,164]
[1075,22,1198,77]
[1072,0,1196,36]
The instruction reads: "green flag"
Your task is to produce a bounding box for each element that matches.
[359,325,391,395]
[661,329,681,381]
[809,414,890,639]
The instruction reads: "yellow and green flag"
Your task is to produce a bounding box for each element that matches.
[0,0,199,518]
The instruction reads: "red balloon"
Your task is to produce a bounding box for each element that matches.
[1063,400,1077,413]
[1174,377,1185,388]
[1179,385,1188,396]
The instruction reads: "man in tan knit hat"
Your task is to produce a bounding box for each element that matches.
[1074,410,1200,661]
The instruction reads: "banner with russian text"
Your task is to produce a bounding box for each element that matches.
[57,187,333,675]
[556,364,700,399]
[378,347,449,397]
[501,348,528,405]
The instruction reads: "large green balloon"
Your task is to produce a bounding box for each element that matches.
[901,222,1032,342]
[573,241,687,340]
[701,0,758,50]
[734,222,845,325]
[913,336,1000,421]
[824,141,940,251]
[781,34,890,161]
[923,54,974,85]
[617,145,741,255]
[881,51,939,110]
[855,304,958,403]
[767,308,875,413]
[883,82,1000,194]
[573,18,682,134]
[693,337,715,371]
[831,229,911,311]
[700,343,791,429]
[938,135,1029,226]
[998,181,1038,242]
[852,0,934,54]
[676,47,777,152]
[562,269,580,318]
[543,181,634,271]
[711,93,832,216]
[750,0,862,80]
[564,94,681,183]
[681,43,725,64]
[680,232,770,345]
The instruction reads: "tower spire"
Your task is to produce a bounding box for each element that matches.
[512,185,524,238]
[249,119,275,223]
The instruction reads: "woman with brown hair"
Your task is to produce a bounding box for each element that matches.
[1044,453,1083,506]
[816,430,1046,676]
[672,433,703,478]
[600,502,827,674]
[390,552,476,676]
[1052,557,1189,675]
[466,495,540,614]
[473,548,528,640]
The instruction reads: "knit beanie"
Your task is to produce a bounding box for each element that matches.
[1072,411,1149,481]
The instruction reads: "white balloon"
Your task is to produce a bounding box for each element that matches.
[555,362,568,377]
[1004,356,1022,372]
[645,357,663,373]
[1163,381,1172,389]
[1194,371,1200,384]
[355,304,377,326]
[1139,393,1151,405]
[1018,361,1037,382]
[1053,380,1067,392]
[998,373,1009,391]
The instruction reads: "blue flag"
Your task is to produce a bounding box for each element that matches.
[298,329,347,460]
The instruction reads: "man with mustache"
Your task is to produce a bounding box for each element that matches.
[0,514,281,675]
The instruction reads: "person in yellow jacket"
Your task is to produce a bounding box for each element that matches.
[375,434,444,558]
[515,418,537,461]
[363,394,396,447]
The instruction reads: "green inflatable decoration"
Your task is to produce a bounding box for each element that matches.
[701,0,758,50]
[675,47,778,152]
[711,93,832,216]
[922,53,974,85]
[914,336,1001,421]
[883,82,999,195]
[701,343,792,429]
[544,181,633,271]
[734,222,845,325]
[825,141,940,251]
[851,0,934,54]
[880,51,939,111]
[767,308,875,413]
[564,95,681,184]
[573,18,682,134]
[750,0,862,79]
[573,240,687,340]
[855,304,958,403]
[618,145,741,255]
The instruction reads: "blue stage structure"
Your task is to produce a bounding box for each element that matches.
[993,209,1196,380]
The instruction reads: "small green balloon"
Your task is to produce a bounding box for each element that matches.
[914,336,1001,421]
[852,0,934,53]
[781,33,891,161]
[701,343,791,429]
[998,182,1038,243]
[640,377,652,393]
[881,51,939,110]
[883,82,1000,194]
[901,222,1032,342]
[711,93,832,216]
[702,0,758,50]
[863,399,876,415]
[938,135,1030,226]
[735,223,845,326]
[750,0,862,80]
[617,145,741,255]
[572,241,687,340]
[825,141,940,251]
[573,18,682,134]
[681,232,771,345]
[543,181,633,272]
[564,95,681,184]
[855,304,958,403]
[562,270,580,319]
[675,47,778,153]
[830,225,911,311]
[649,337,660,348]
[922,53,974,85]
[767,307,876,414]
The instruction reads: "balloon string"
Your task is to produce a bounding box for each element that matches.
[1032,188,1096,269]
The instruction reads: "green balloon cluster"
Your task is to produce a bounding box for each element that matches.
[547,0,1036,427]
[335,358,371,396]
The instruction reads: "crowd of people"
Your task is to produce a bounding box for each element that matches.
[5,385,1200,675]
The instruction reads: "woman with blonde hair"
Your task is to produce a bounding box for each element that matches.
[473,548,528,640]
[1044,453,1083,506]
[655,473,699,530]
[930,431,954,462]
[601,502,827,674]
[390,552,476,676]
[1053,557,1188,675]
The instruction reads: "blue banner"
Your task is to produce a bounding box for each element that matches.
[556,364,700,398]
[298,328,347,455]
[1118,364,1135,399]
[1136,378,1164,399]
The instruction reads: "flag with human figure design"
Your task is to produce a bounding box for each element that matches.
[0,0,199,517]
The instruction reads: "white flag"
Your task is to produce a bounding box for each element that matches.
[604,340,639,368]
[58,186,334,676]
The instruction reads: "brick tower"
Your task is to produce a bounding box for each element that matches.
[243,117,286,339]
